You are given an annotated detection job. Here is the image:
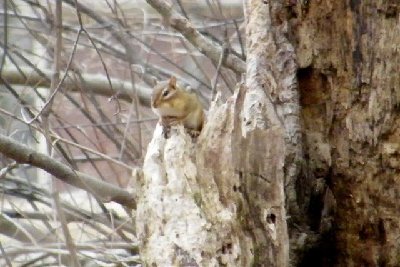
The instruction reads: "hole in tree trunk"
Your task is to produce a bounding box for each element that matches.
[266,213,276,224]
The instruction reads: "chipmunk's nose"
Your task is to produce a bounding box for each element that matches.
[151,98,159,108]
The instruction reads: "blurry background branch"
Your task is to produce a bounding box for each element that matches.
[145,0,246,75]
[0,134,136,209]
[0,66,152,104]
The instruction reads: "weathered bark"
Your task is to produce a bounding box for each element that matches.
[135,0,400,266]
[136,88,288,265]
[243,0,303,223]
[135,0,301,265]
[292,0,400,266]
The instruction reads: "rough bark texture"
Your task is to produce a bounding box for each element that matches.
[292,0,400,266]
[135,0,302,266]
[244,0,304,264]
[136,86,288,266]
[136,0,400,266]
[244,0,303,224]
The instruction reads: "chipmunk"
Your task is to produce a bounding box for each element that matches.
[151,76,204,137]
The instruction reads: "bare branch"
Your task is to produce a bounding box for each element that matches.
[61,0,212,90]
[0,66,152,105]
[0,134,136,209]
[53,192,81,267]
[211,35,229,101]
[0,241,12,267]
[0,0,8,74]
[30,29,80,124]
[145,0,246,74]
[0,174,135,235]
[2,208,134,235]
[0,213,44,244]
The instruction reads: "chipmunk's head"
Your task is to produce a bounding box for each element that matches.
[151,76,178,108]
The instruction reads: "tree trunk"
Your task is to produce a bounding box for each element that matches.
[295,0,400,266]
[135,0,400,266]
[135,0,296,265]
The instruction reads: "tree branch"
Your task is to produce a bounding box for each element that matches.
[0,134,136,209]
[0,174,135,235]
[0,66,152,105]
[145,0,246,75]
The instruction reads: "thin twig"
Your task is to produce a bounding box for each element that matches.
[1,208,134,234]
[0,174,135,235]
[0,107,135,170]
[52,118,157,130]
[28,29,82,124]
[0,66,151,103]
[61,0,212,90]
[63,92,140,160]
[233,19,245,60]
[0,241,13,267]
[20,254,52,267]
[53,192,82,267]
[119,66,143,160]
[80,25,120,114]
[60,28,124,161]
[211,36,229,101]
[145,0,245,74]
[1,213,39,245]
[175,0,189,19]
[41,0,63,155]
[113,4,144,160]
[0,162,18,179]
[0,0,8,74]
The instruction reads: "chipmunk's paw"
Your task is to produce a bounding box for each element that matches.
[162,126,171,139]
[187,129,201,139]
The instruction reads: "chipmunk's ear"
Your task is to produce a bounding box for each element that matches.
[169,76,177,88]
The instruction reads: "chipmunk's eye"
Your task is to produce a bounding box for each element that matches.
[162,90,169,97]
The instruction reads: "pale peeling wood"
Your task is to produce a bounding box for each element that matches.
[136,84,288,265]
[137,102,240,266]
[137,125,222,266]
